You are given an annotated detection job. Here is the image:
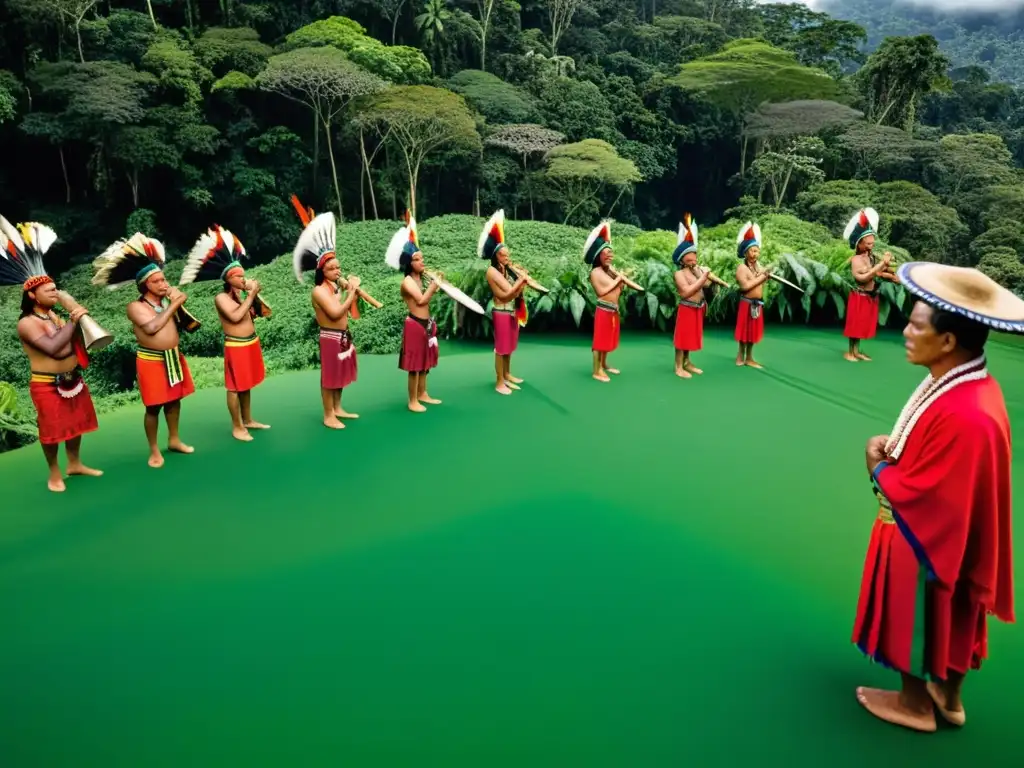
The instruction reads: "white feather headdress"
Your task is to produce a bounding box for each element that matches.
[292,211,337,282]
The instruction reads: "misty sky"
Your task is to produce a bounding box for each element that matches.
[769,0,1024,10]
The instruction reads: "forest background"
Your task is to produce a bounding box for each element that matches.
[2,0,1024,450]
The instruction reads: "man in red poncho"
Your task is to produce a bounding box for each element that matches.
[852,261,1020,732]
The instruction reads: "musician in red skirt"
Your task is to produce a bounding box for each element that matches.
[479,209,529,395]
[843,208,899,362]
[387,211,443,412]
[672,214,709,378]
[853,262,1021,732]
[584,220,625,382]
[734,222,772,368]
[3,216,102,492]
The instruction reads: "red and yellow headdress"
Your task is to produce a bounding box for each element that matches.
[181,225,248,285]
[583,220,612,267]
[736,221,762,259]
[0,215,59,292]
[478,209,507,262]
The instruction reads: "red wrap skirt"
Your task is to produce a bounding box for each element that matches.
[320,328,358,389]
[735,298,764,344]
[493,308,519,356]
[29,369,99,445]
[136,347,195,407]
[674,302,705,352]
[399,315,439,373]
[592,301,620,352]
[853,506,989,679]
[224,334,265,393]
[844,290,880,340]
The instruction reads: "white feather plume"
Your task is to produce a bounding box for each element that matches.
[583,220,611,259]
[737,221,752,245]
[21,222,59,255]
[0,215,26,256]
[676,222,685,245]
[385,226,409,270]
[292,211,336,282]
[843,207,879,242]
[477,209,505,259]
[691,221,699,250]
[180,229,218,286]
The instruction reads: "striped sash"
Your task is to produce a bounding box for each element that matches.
[137,346,184,387]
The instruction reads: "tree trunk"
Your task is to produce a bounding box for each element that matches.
[312,110,319,195]
[75,21,85,62]
[145,0,157,28]
[59,146,71,204]
[322,117,343,220]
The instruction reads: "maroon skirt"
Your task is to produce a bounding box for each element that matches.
[320,328,358,389]
[493,309,519,356]
[29,369,99,445]
[399,315,439,373]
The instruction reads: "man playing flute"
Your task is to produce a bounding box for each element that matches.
[387,212,442,412]
[584,220,624,382]
[852,262,1020,732]
[843,208,895,362]
[734,222,771,368]
[672,214,709,378]
[180,225,270,440]
[479,209,529,395]
[294,211,360,430]
[2,217,101,492]
[93,233,196,468]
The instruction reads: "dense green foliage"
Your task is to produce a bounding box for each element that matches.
[2,0,1024,452]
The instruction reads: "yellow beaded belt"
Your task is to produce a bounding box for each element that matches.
[876,492,895,525]
[137,346,184,387]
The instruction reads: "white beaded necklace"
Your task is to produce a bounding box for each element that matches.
[884,355,988,460]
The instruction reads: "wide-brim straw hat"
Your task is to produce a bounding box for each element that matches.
[898,262,1024,334]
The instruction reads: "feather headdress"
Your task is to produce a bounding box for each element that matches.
[672,213,698,266]
[843,207,879,250]
[385,210,421,273]
[0,216,58,291]
[292,211,337,283]
[478,209,507,261]
[92,233,167,290]
[180,225,247,285]
[583,220,612,266]
[736,221,762,259]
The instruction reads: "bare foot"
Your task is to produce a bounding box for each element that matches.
[496,385,512,395]
[685,364,703,375]
[746,361,764,369]
[856,353,872,361]
[926,682,966,726]
[48,475,66,492]
[504,381,521,391]
[606,367,620,375]
[844,353,859,362]
[149,452,164,468]
[420,396,442,405]
[67,464,103,477]
[168,440,194,454]
[335,410,360,419]
[736,358,746,366]
[233,428,254,442]
[507,375,524,384]
[324,416,345,429]
[244,421,271,430]
[675,368,692,379]
[408,401,427,413]
[593,373,610,382]
[856,687,936,733]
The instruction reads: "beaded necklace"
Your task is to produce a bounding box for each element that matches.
[884,355,988,460]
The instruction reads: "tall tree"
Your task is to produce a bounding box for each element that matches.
[857,35,950,132]
[543,138,641,224]
[257,47,386,219]
[545,0,584,56]
[356,84,481,216]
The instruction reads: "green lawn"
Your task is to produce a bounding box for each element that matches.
[1,327,1022,766]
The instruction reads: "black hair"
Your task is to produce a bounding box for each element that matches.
[929,305,989,356]
[19,291,35,317]
[314,267,326,285]
[400,252,415,276]
[223,280,234,293]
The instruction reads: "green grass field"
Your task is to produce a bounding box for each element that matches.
[1,327,1022,766]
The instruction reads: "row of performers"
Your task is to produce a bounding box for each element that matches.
[1,201,895,490]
